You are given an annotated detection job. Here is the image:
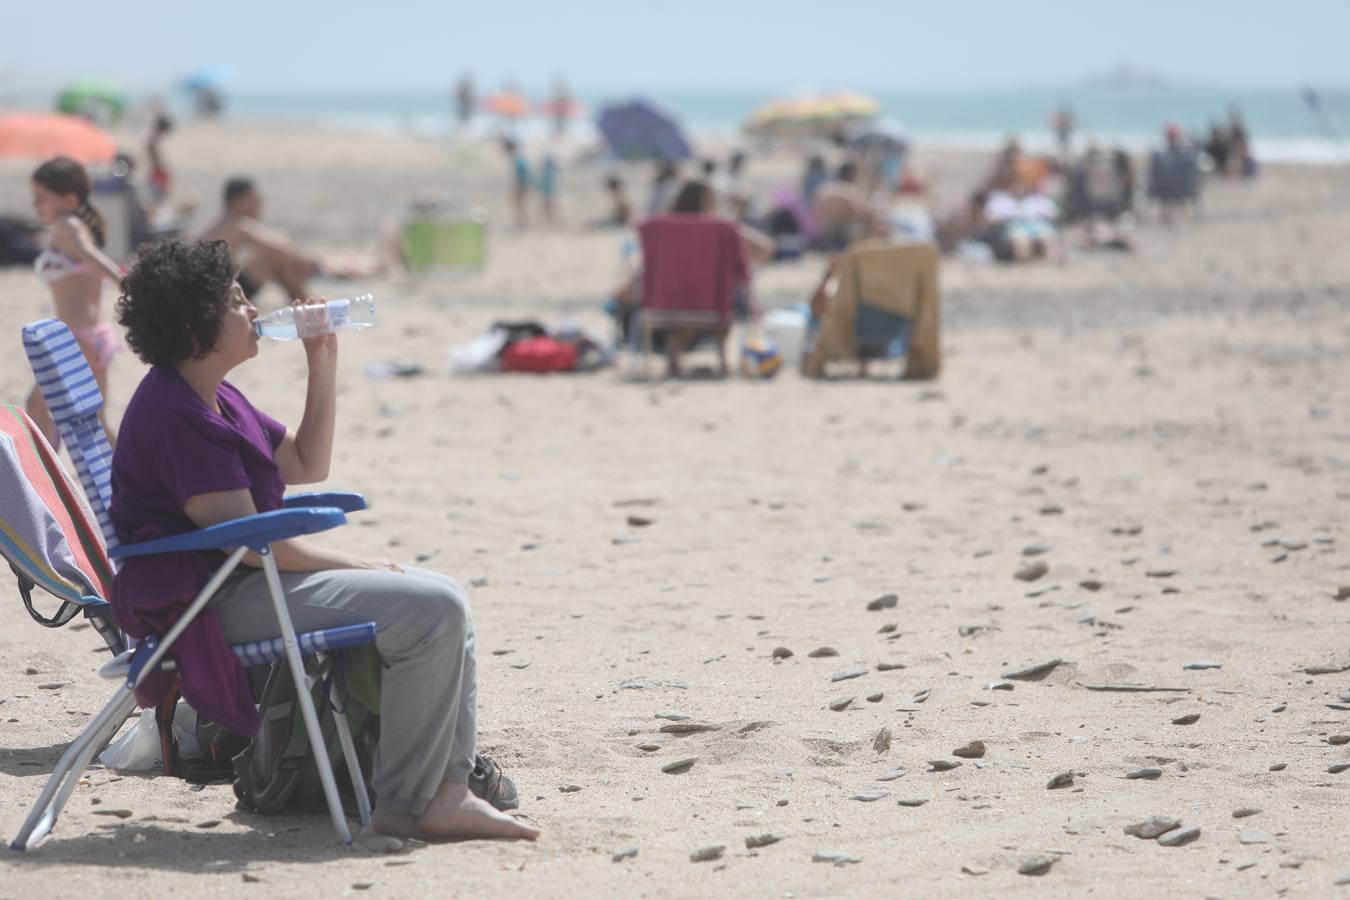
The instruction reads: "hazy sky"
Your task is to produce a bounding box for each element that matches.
[4,0,1349,92]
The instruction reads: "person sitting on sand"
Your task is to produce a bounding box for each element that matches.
[599,175,632,228]
[811,162,880,251]
[982,179,1063,263]
[647,160,680,217]
[110,239,539,844]
[199,177,384,302]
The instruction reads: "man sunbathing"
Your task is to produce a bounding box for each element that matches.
[199,178,386,301]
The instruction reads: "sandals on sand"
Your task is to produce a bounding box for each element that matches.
[469,754,519,811]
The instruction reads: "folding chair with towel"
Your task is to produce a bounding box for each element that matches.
[803,240,941,380]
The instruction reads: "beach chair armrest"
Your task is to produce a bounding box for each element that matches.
[109,507,348,558]
[283,491,367,513]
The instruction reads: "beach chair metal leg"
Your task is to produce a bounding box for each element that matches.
[259,549,353,844]
[327,666,372,829]
[11,687,137,851]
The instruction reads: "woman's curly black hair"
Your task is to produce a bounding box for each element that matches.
[116,240,237,367]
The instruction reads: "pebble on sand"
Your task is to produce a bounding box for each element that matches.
[876,661,907,671]
[872,727,892,753]
[745,833,783,849]
[1046,771,1075,790]
[897,798,928,807]
[612,846,639,862]
[1124,817,1181,839]
[928,760,962,772]
[1171,713,1201,725]
[661,757,698,774]
[1156,826,1201,847]
[559,784,582,793]
[1125,767,1163,780]
[1232,807,1262,818]
[812,850,861,866]
[1182,661,1223,670]
[771,647,794,659]
[1237,829,1270,845]
[828,697,854,712]
[1003,659,1065,680]
[867,593,898,611]
[690,845,724,863]
[1018,855,1057,876]
[831,668,869,682]
[1329,734,1350,745]
[808,646,839,658]
[850,790,889,802]
[952,741,986,759]
[1015,560,1049,582]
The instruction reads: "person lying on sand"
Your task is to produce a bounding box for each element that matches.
[199,177,386,302]
[110,239,539,844]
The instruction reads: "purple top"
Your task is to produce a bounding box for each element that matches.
[110,365,288,735]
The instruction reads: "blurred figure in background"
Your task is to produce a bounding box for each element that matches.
[501,138,531,228]
[648,160,681,216]
[801,155,828,207]
[537,149,560,225]
[454,73,475,132]
[599,175,632,228]
[1050,104,1076,157]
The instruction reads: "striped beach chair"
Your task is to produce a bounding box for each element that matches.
[22,319,118,548]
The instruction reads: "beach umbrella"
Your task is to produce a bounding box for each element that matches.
[0,113,118,163]
[596,99,692,161]
[55,82,126,123]
[481,90,530,120]
[181,66,229,92]
[746,90,881,138]
[537,96,585,120]
[848,118,910,155]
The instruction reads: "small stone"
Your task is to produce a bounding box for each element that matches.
[897,797,928,807]
[655,711,690,721]
[1046,771,1075,790]
[1125,767,1163,780]
[745,833,783,849]
[776,799,789,806]
[690,845,724,863]
[876,661,906,671]
[1232,807,1262,818]
[1171,713,1201,725]
[559,784,582,793]
[912,688,931,703]
[1015,560,1049,582]
[195,820,221,829]
[877,623,898,634]
[808,646,839,658]
[1039,504,1064,516]
[1329,763,1350,774]
[873,727,892,753]
[1124,817,1181,839]
[989,681,1015,691]
[1022,544,1051,557]
[351,883,375,891]
[961,865,989,876]
[1018,855,1057,876]
[627,515,653,527]
[1335,873,1350,886]
[771,647,794,659]
[1183,661,1222,670]
[637,743,661,752]
[612,846,639,862]
[831,668,868,683]
[242,873,263,883]
[812,850,861,865]
[876,769,906,781]
[23,667,39,675]
[1269,763,1287,771]
[1329,734,1350,745]
[829,697,854,712]
[1157,825,1201,847]
[1145,570,1177,578]
[661,757,698,774]
[92,809,133,819]
[1078,579,1104,591]
[928,759,962,772]
[1271,703,1287,713]
[867,593,898,611]
[851,790,889,802]
[865,692,884,703]
[509,660,530,669]
[1335,586,1350,601]
[659,722,716,734]
[1237,829,1270,845]
[952,741,986,759]
[1003,659,1064,680]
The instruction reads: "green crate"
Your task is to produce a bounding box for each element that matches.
[403,210,487,271]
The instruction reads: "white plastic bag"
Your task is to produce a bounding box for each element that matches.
[448,330,507,374]
[98,708,162,771]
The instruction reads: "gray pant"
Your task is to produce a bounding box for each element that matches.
[212,566,477,816]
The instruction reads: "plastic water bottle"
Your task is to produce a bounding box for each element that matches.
[254,295,376,340]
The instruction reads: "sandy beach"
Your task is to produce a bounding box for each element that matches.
[1,121,1349,898]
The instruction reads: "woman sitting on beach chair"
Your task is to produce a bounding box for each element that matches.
[109,240,538,843]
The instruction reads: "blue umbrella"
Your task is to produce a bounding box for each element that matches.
[180,66,229,92]
[596,99,692,161]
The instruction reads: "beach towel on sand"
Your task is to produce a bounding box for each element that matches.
[638,215,748,325]
[804,240,941,379]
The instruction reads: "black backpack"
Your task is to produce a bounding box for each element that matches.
[231,646,382,816]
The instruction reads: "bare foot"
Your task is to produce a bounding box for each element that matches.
[417,780,540,842]
[370,808,426,840]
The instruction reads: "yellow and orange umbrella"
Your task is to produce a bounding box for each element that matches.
[746,91,881,136]
[0,113,118,163]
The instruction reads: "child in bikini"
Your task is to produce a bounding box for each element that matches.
[29,156,126,447]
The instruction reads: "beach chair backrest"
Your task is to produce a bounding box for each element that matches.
[0,404,114,608]
[22,319,117,549]
[638,215,747,321]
